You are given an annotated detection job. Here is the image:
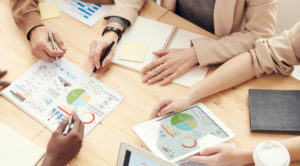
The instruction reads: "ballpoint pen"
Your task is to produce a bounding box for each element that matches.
[48,27,60,68]
[62,108,77,135]
[63,115,73,135]
[90,41,115,77]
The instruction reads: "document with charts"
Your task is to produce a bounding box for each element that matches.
[1,58,123,135]
[58,0,112,27]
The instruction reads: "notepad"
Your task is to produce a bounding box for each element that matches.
[249,89,300,133]
[0,123,45,166]
[119,41,147,63]
[112,17,209,87]
[39,0,61,20]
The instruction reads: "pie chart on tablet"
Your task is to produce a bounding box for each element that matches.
[67,89,90,107]
[171,113,198,131]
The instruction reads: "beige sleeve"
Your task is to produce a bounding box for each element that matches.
[9,0,43,38]
[250,22,300,78]
[104,0,147,25]
[192,0,277,68]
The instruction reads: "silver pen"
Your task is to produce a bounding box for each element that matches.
[63,115,73,135]
[48,27,60,68]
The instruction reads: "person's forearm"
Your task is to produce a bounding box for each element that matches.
[237,148,254,165]
[281,136,300,162]
[187,52,256,104]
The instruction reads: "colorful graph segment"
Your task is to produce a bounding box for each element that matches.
[48,108,65,125]
[66,89,90,107]
[171,113,198,131]
[181,137,197,149]
[58,106,72,116]
[160,124,177,137]
[58,76,71,87]
[81,112,95,124]
[10,90,26,102]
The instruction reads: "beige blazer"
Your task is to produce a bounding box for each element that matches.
[106,0,278,67]
[11,0,278,69]
[250,22,300,78]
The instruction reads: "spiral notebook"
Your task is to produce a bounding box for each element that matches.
[113,16,209,87]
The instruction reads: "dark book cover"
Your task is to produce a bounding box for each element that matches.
[249,89,300,133]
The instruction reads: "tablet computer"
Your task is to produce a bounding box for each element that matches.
[133,103,235,162]
[117,142,176,166]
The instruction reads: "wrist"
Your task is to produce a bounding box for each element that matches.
[28,24,45,40]
[42,155,55,166]
[103,31,118,42]
[107,21,124,31]
[235,148,254,165]
[188,47,199,66]
[42,154,63,166]
[102,26,123,42]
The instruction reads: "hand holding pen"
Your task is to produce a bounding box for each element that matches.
[63,108,78,135]
[29,25,66,62]
[90,41,115,77]
[43,112,84,166]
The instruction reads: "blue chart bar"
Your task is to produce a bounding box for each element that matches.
[95,4,102,7]
[78,7,92,16]
[77,2,85,7]
[57,113,64,119]
[50,108,56,116]
[93,6,99,10]
[88,8,95,13]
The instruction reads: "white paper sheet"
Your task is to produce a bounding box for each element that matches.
[1,58,123,136]
[0,123,45,166]
[291,65,300,80]
[58,0,112,27]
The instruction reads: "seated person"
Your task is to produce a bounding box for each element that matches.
[148,20,300,165]
[0,69,10,88]
[9,0,116,64]
[149,21,300,118]
[88,0,278,84]
[10,0,67,61]
[187,137,300,165]
[42,112,84,166]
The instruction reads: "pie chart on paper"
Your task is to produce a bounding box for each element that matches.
[67,89,90,107]
[171,113,198,131]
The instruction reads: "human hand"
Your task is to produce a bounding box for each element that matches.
[149,95,192,119]
[141,47,198,86]
[42,112,84,166]
[89,31,118,73]
[30,25,67,61]
[0,69,10,88]
[187,143,253,166]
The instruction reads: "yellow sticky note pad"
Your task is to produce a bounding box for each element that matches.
[119,41,147,63]
[39,0,60,20]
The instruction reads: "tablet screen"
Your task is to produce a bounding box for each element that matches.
[156,106,228,160]
[123,150,162,166]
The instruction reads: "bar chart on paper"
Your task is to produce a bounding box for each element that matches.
[58,0,112,26]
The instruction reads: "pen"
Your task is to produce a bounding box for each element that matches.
[63,115,73,135]
[90,41,115,77]
[48,27,60,68]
